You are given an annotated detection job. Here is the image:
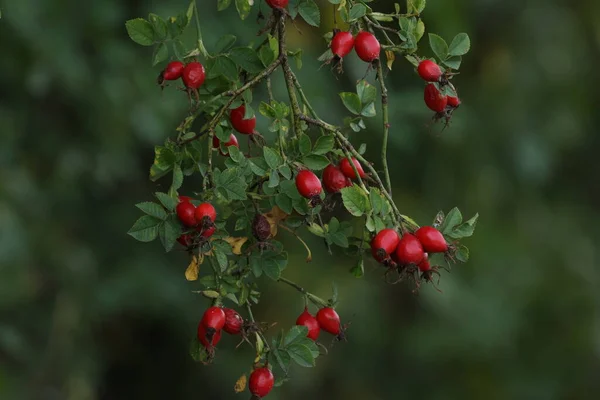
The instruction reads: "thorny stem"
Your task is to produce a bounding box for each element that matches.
[278,277,328,307]
[278,224,312,262]
[278,13,301,139]
[290,71,325,136]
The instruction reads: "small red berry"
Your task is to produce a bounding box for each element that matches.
[415,226,448,253]
[229,105,256,135]
[162,61,185,81]
[201,306,226,331]
[265,0,288,8]
[182,62,206,89]
[322,164,351,194]
[296,308,320,341]
[176,201,196,227]
[395,233,425,265]
[177,234,193,247]
[354,31,380,62]
[339,157,366,179]
[178,195,192,203]
[196,225,216,238]
[418,253,431,272]
[197,323,222,348]
[212,134,239,156]
[223,308,243,335]
[295,170,322,199]
[424,83,448,113]
[195,202,217,238]
[417,60,442,82]
[249,367,275,398]
[447,95,461,107]
[316,307,341,336]
[371,228,400,262]
[331,31,354,58]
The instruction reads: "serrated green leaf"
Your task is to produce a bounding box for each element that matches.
[339,92,362,115]
[214,34,237,53]
[298,0,321,27]
[148,13,168,40]
[288,344,315,367]
[214,168,248,200]
[263,147,283,170]
[348,3,367,21]
[356,80,377,106]
[283,325,309,347]
[312,135,334,155]
[155,192,177,211]
[350,258,365,277]
[408,0,426,14]
[276,193,293,214]
[235,0,251,20]
[360,102,376,118]
[279,165,292,180]
[340,185,370,217]
[172,164,183,191]
[152,43,168,66]
[456,245,469,262]
[189,337,209,362]
[136,202,167,220]
[218,0,232,11]
[125,18,155,46]
[268,170,280,188]
[299,134,312,156]
[302,154,330,171]
[440,207,462,234]
[428,33,449,60]
[128,215,161,242]
[212,56,238,81]
[159,216,181,252]
[443,56,462,70]
[448,213,479,239]
[448,33,470,57]
[229,47,264,74]
[272,348,291,373]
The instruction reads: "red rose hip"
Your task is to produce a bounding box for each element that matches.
[197,323,222,348]
[212,134,239,156]
[161,61,185,81]
[322,164,351,194]
[223,308,243,335]
[395,233,425,265]
[249,367,275,398]
[418,253,431,272]
[354,31,380,62]
[296,307,320,341]
[339,157,366,179]
[371,228,400,262]
[182,61,206,89]
[316,307,341,336]
[417,60,442,82]
[195,202,217,238]
[424,83,448,113]
[447,95,461,107]
[415,226,448,253]
[229,105,256,135]
[176,201,197,227]
[265,0,288,8]
[331,31,355,58]
[176,234,193,247]
[295,170,322,199]
[201,306,226,331]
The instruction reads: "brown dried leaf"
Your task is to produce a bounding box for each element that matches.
[263,206,289,238]
[234,374,247,393]
[385,50,396,71]
[222,236,249,255]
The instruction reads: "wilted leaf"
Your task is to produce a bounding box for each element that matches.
[234,374,247,393]
[222,236,249,255]
[185,255,203,281]
[264,206,289,237]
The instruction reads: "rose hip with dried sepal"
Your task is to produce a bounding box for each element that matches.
[296,307,320,341]
[249,367,275,398]
[223,308,243,335]
[371,228,400,264]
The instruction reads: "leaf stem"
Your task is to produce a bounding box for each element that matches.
[192,1,209,57]
[278,277,328,307]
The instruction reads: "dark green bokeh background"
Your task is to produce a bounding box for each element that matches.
[1,0,599,399]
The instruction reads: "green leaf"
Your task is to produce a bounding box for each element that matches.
[329,232,349,248]
[312,135,334,155]
[350,258,365,277]
[369,189,384,215]
[408,0,427,14]
[235,0,251,20]
[148,13,168,40]
[302,154,330,171]
[440,207,462,234]
[150,146,175,181]
[456,245,469,262]
[448,33,470,56]
[159,216,181,252]
[189,338,209,363]
[128,216,161,242]
[218,0,232,11]
[249,158,269,176]
[283,325,309,347]
[214,168,248,201]
[356,80,377,106]
[276,194,293,214]
[250,251,287,280]
[298,0,321,27]
[125,18,155,46]
[268,170,280,188]
[259,102,277,118]
[279,165,292,180]
[136,202,167,220]
[448,213,479,239]
[211,56,238,81]
[360,102,376,118]
[348,3,367,21]
[263,147,283,170]
[172,164,183,191]
[155,192,177,211]
[288,344,315,367]
[443,56,462,70]
[272,348,291,373]
[428,33,449,60]
[214,34,237,53]
[340,185,370,217]
[339,92,362,115]
[152,43,168,66]
[299,134,312,156]
[229,47,264,74]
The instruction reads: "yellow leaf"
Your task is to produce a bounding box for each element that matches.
[385,50,396,71]
[222,236,249,255]
[264,206,289,238]
[234,374,247,393]
[185,254,203,281]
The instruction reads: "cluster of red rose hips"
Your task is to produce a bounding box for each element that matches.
[196,303,342,398]
[330,30,382,64]
[158,60,206,92]
[295,157,366,204]
[175,196,217,246]
[371,225,449,282]
[417,59,461,116]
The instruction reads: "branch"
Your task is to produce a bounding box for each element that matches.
[278,277,328,307]
[277,12,301,139]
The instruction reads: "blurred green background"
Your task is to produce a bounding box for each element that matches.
[2,0,600,399]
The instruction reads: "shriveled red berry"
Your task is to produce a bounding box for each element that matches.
[295,170,322,199]
[316,307,341,336]
[265,0,288,8]
[371,228,400,262]
[177,234,193,247]
[223,308,243,335]
[424,83,448,113]
[418,253,431,272]
[212,134,239,156]
[296,307,320,341]
[197,323,222,348]
[229,105,256,135]
[176,201,196,227]
[415,226,448,253]
[395,233,425,265]
[252,214,272,242]
[201,306,226,331]
[322,164,351,194]
[162,61,185,81]
[249,367,274,398]
[196,225,216,238]
[447,95,461,107]
[417,60,442,82]
[339,157,366,179]
[182,61,206,89]
[331,31,354,58]
[354,31,380,62]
